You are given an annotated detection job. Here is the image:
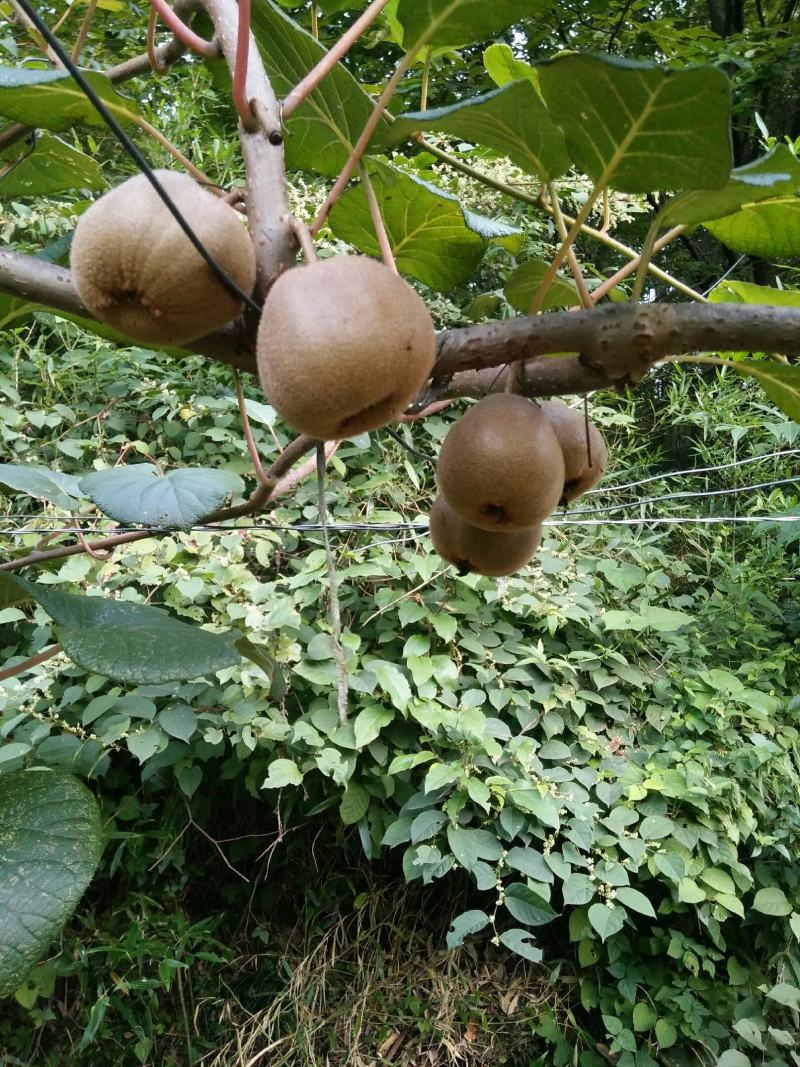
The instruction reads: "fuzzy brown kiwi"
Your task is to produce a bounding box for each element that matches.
[540,400,608,504]
[436,394,565,531]
[429,496,541,577]
[70,169,256,345]
[256,256,436,440]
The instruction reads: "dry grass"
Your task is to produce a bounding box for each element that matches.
[200,886,570,1067]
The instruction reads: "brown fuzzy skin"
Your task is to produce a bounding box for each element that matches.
[70,170,256,345]
[429,496,542,577]
[256,256,436,440]
[540,400,608,503]
[437,394,565,532]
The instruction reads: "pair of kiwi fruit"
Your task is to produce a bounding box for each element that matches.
[71,170,436,438]
[431,394,607,578]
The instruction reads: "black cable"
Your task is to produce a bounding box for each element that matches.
[383,426,434,463]
[14,0,262,316]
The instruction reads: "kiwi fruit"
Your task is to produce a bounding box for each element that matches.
[429,496,541,577]
[70,169,256,345]
[256,256,436,440]
[437,393,565,531]
[540,400,608,503]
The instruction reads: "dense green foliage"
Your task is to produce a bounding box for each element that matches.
[3,1,800,1065]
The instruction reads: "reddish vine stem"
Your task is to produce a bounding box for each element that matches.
[281,0,392,119]
[291,218,319,263]
[358,163,397,272]
[149,0,219,57]
[232,0,258,130]
[147,5,171,74]
[311,49,416,233]
[0,644,62,682]
[234,369,269,483]
[70,517,113,560]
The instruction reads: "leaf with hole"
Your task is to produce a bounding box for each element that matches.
[537,55,731,193]
[445,909,490,948]
[499,927,543,962]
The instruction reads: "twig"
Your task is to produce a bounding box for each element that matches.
[70,517,113,560]
[291,218,319,263]
[234,370,269,483]
[547,182,592,308]
[362,569,449,628]
[591,226,697,303]
[528,189,602,314]
[71,0,98,63]
[282,0,391,119]
[132,113,212,185]
[311,48,417,233]
[420,47,432,110]
[181,795,249,881]
[149,0,219,57]
[0,644,62,682]
[358,163,396,272]
[147,5,171,74]
[316,444,349,725]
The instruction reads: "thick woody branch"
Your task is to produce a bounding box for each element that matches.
[4,248,800,404]
[200,0,297,296]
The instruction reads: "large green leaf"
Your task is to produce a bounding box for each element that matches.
[483,43,537,88]
[0,133,105,196]
[0,66,140,130]
[78,466,243,530]
[0,463,83,509]
[394,0,528,49]
[504,259,580,313]
[705,199,800,258]
[329,159,519,289]
[0,769,103,997]
[658,144,800,229]
[250,0,384,177]
[537,55,731,193]
[385,80,568,181]
[731,362,800,422]
[0,575,247,685]
[709,280,800,308]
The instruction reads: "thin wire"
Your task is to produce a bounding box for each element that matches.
[569,475,800,518]
[589,448,800,495]
[14,0,262,315]
[2,514,799,540]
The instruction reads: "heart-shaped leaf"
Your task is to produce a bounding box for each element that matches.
[537,55,731,193]
[79,466,243,529]
[0,769,103,997]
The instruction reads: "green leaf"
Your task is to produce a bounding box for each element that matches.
[0,133,105,195]
[340,782,370,825]
[508,788,560,828]
[615,887,656,918]
[504,847,553,883]
[410,809,447,842]
[587,902,626,941]
[505,260,580,314]
[127,726,164,763]
[659,144,800,229]
[250,1,385,177]
[381,816,414,846]
[498,927,543,962]
[752,886,792,916]
[537,55,731,193]
[709,279,800,307]
[655,1019,677,1049]
[706,199,800,258]
[699,867,737,896]
[386,80,568,181]
[353,705,394,749]
[445,909,490,949]
[0,769,103,997]
[394,0,524,48]
[633,1002,657,1032]
[766,983,800,1009]
[78,466,243,530]
[0,65,140,130]
[0,575,243,684]
[638,815,673,839]
[329,160,508,291]
[728,362,800,423]
[484,43,537,88]
[261,759,303,788]
[716,1053,751,1067]
[504,883,556,927]
[158,705,198,743]
[446,825,503,871]
[0,463,83,509]
[370,660,412,711]
[563,873,595,906]
[732,1018,765,1051]
[677,877,706,904]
